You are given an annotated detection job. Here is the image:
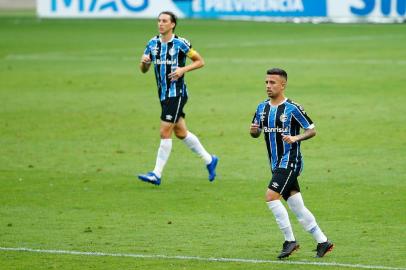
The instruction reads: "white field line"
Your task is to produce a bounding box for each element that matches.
[2,54,406,66]
[1,247,405,270]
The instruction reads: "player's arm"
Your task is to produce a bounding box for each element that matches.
[284,103,315,143]
[168,49,205,81]
[282,127,316,144]
[139,54,151,73]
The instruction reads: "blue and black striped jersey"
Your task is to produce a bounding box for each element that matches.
[252,98,315,174]
[143,34,194,101]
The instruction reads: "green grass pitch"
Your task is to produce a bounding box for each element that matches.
[0,11,405,270]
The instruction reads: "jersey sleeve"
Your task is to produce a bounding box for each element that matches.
[178,37,193,56]
[143,42,151,57]
[292,103,314,129]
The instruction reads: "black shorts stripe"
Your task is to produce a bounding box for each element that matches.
[279,169,292,194]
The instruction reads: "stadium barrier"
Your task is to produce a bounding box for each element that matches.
[37,0,406,23]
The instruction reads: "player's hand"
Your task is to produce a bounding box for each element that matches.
[141,55,151,64]
[282,134,298,144]
[250,123,260,133]
[250,123,262,138]
[168,67,185,81]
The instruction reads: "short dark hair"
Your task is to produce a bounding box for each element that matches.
[159,11,177,32]
[267,68,288,81]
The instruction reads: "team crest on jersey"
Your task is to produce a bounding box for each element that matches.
[169,47,176,56]
[280,113,287,123]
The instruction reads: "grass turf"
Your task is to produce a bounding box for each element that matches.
[1,11,405,270]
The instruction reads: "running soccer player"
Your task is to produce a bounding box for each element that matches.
[250,68,334,259]
[138,11,218,185]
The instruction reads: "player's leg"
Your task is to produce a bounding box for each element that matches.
[152,120,175,176]
[266,189,296,243]
[138,121,174,185]
[173,105,218,181]
[138,99,178,185]
[175,117,212,164]
[286,191,325,241]
[286,189,334,257]
[266,169,299,259]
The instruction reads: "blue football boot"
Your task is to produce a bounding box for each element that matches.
[206,155,218,182]
[138,172,161,186]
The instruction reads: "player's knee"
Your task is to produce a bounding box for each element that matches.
[175,134,186,139]
[160,126,173,139]
[174,128,187,139]
[173,124,187,139]
[286,192,305,212]
[265,189,281,202]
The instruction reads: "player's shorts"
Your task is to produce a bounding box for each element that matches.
[160,96,188,123]
[268,168,301,201]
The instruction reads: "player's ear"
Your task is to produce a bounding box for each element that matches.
[282,80,287,89]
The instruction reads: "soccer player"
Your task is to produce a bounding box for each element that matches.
[250,68,334,259]
[137,11,218,185]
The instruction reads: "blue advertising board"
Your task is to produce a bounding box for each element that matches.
[37,0,406,22]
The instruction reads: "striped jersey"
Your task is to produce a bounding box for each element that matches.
[143,34,194,101]
[252,98,315,174]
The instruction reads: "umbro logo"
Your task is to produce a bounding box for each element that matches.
[271,182,279,189]
[165,115,173,121]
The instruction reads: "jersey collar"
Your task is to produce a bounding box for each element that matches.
[269,98,287,107]
[159,34,174,43]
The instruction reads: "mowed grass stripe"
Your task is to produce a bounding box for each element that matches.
[3,54,406,65]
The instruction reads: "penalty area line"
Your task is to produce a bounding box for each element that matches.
[0,247,405,270]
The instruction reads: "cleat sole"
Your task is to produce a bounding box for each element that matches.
[316,244,334,258]
[278,245,300,259]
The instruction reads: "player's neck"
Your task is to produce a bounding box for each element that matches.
[160,32,174,43]
[270,96,286,106]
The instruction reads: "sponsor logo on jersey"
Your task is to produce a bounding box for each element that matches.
[263,126,289,133]
[154,59,177,65]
